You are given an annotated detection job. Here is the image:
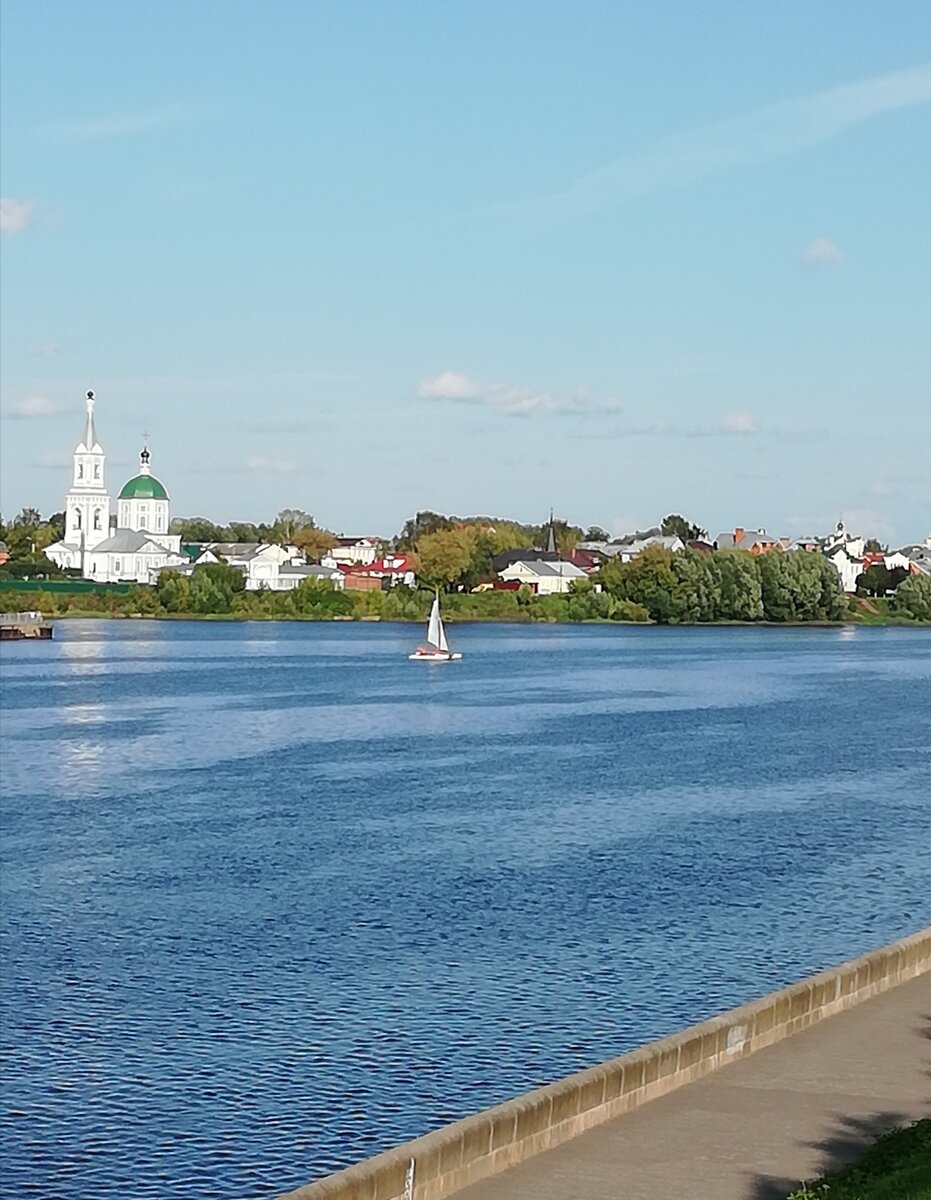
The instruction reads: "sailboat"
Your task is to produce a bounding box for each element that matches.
[408,591,463,661]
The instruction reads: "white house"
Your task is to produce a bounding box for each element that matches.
[274,563,345,590]
[578,532,684,560]
[184,543,344,591]
[498,560,589,595]
[822,521,866,592]
[86,529,187,584]
[824,544,864,593]
[328,537,380,566]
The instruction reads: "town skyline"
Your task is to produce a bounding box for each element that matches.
[2,3,930,544]
[2,385,930,548]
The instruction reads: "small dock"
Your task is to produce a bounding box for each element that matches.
[0,612,53,640]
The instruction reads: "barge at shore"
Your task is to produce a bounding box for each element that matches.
[0,612,53,641]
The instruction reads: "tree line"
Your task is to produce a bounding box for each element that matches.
[3,505,929,623]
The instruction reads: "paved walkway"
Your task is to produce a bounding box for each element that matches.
[453,972,931,1200]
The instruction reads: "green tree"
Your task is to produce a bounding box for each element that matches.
[273,509,316,543]
[890,574,931,621]
[710,551,764,621]
[396,510,455,549]
[170,516,227,542]
[856,563,892,598]
[672,549,716,622]
[291,577,353,617]
[599,546,683,623]
[126,584,162,615]
[415,527,477,588]
[584,525,610,542]
[154,569,192,612]
[293,526,338,561]
[662,513,707,541]
[189,569,233,613]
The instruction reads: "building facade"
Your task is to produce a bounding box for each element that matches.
[45,391,184,582]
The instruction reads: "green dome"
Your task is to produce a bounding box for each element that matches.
[119,474,168,500]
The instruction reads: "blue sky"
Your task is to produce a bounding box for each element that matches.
[1,1,929,543]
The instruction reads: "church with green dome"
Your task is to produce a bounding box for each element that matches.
[45,391,186,583]
[118,446,171,535]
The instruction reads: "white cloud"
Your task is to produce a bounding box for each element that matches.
[418,371,482,401]
[2,395,60,419]
[33,452,72,469]
[244,455,297,475]
[417,371,620,417]
[44,103,200,142]
[803,237,844,267]
[0,198,34,235]
[31,342,61,359]
[476,63,931,224]
[721,410,756,433]
[591,411,821,441]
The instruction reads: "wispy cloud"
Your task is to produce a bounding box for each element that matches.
[591,411,821,441]
[2,395,60,420]
[244,455,297,476]
[239,418,322,435]
[802,237,844,267]
[0,198,34,235]
[417,370,620,417]
[43,103,203,142]
[33,452,72,469]
[478,63,931,224]
[721,410,756,434]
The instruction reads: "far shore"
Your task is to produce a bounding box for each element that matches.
[12,611,930,629]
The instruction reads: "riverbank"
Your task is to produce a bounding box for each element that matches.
[1,582,929,626]
[276,931,931,1200]
[5,608,928,627]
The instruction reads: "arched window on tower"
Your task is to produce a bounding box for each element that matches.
[78,463,84,479]
[94,509,102,531]
[94,463,100,479]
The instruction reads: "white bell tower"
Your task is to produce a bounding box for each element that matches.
[64,390,111,551]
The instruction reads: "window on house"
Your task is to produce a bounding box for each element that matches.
[114,559,121,572]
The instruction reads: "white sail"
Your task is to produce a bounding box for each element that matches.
[426,593,449,652]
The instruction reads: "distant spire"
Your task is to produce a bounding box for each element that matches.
[83,390,98,449]
[139,432,151,475]
[545,508,557,555]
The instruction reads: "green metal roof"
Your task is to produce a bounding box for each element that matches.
[118,474,168,500]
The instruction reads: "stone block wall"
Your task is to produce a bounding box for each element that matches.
[276,925,931,1200]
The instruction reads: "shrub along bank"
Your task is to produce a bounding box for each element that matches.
[2,552,929,624]
[786,1119,931,1200]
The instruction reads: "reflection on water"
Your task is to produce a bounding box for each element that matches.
[1,619,930,1200]
[63,702,105,724]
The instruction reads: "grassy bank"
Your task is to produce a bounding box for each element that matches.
[787,1120,931,1199]
[2,583,929,626]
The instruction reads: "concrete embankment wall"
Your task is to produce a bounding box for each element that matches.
[276,926,931,1200]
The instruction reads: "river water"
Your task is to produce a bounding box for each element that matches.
[1,619,929,1198]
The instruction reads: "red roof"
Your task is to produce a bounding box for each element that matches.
[567,548,600,571]
[338,556,411,576]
